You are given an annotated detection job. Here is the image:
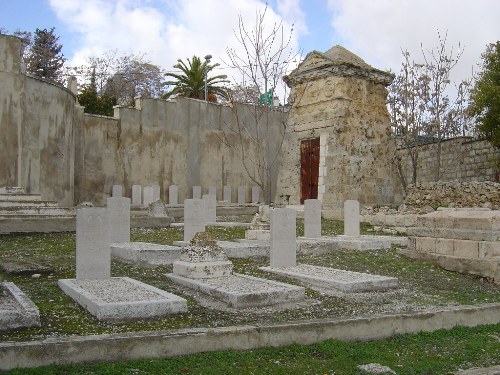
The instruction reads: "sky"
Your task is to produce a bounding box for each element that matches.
[1,0,499,102]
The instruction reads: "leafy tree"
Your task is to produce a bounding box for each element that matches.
[26,27,65,82]
[163,56,229,101]
[470,41,500,148]
[77,67,117,116]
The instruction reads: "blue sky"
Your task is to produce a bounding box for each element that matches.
[1,0,500,99]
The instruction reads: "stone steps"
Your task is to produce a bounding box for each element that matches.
[0,187,74,217]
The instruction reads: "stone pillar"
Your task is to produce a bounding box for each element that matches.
[112,185,123,197]
[270,208,296,267]
[344,200,360,237]
[192,186,202,199]
[107,197,130,243]
[76,208,110,279]
[184,199,205,242]
[203,194,216,224]
[304,199,321,238]
[238,186,246,204]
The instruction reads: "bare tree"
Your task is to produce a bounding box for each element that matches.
[388,32,472,187]
[223,5,300,203]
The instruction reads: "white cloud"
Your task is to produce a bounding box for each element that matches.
[326,0,500,87]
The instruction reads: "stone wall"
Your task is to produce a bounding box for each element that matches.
[0,34,284,206]
[397,137,499,185]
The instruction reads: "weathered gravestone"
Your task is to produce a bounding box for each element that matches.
[304,199,322,238]
[132,185,142,206]
[238,186,246,204]
[76,208,110,279]
[152,185,160,202]
[223,186,232,203]
[112,185,123,197]
[251,186,261,203]
[169,185,178,205]
[270,208,296,267]
[107,197,130,243]
[184,199,205,242]
[192,186,202,199]
[208,186,216,198]
[203,194,216,224]
[143,186,154,206]
[344,200,360,237]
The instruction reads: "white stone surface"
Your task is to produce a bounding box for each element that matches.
[112,185,123,197]
[208,186,216,198]
[260,264,398,292]
[251,186,261,203]
[223,186,232,203]
[270,208,296,267]
[76,208,110,279]
[304,199,321,238]
[166,273,305,309]
[168,185,178,205]
[0,282,40,331]
[237,186,246,204]
[143,186,154,206]
[111,242,181,266]
[192,186,201,199]
[203,194,217,223]
[107,197,130,243]
[152,185,160,202]
[245,229,270,241]
[297,235,397,254]
[58,277,187,322]
[173,260,233,278]
[344,200,360,237]
[131,185,142,206]
[183,199,205,241]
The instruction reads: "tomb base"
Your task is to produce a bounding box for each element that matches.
[245,229,270,241]
[173,260,233,278]
[111,242,181,266]
[0,282,40,331]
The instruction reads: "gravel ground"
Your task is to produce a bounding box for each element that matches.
[270,264,393,282]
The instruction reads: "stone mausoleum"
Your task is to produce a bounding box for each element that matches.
[275,46,403,216]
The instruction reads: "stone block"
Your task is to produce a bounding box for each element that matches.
[131,185,142,205]
[304,199,321,238]
[270,208,296,267]
[112,185,123,197]
[107,197,130,243]
[479,241,500,259]
[434,238,454,256]
[251,186,261,203]
[76,208,110,279]
[245,229,270,241]
[192,186,201,199]
[453,239,480,259]
[152,185,160,201]
[344,200,360,237]
[111,242,181,266]
[414,237,436,254]
[168,185,178,205]
[0,282,40,331]
[173,260,233,279]
[208,186,217,198]
[58,277,187,322]
[203,194,216,224]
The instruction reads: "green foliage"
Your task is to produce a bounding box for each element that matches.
[470,41,500,148]
[77,87,117,116]
[163,55,229,101]
[26,27,65,83]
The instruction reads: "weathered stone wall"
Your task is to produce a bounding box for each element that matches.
[0,35,80,206]
[0,34,284,206]
[397,137,499,185]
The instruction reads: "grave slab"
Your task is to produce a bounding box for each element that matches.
[192,186,202,199]
[166,273,305,309]
[304,199,321,238]
[168,185,178,205]
[58,277,187,322]
[111,242,181,267]
[260,264,398,292]
[112,185,123,197]
[270,208,296,267]
[344,200,360,237]
[107,197,130,243]
[297,235,396,254]
[237,186,246,204]
[143,186,154,206]
[0,282,41,331]
[131,185,142,206]
[183,199,205,241]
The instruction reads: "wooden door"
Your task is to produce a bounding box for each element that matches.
[300,138,320,204]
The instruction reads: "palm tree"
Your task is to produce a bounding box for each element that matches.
[163,56,229,101]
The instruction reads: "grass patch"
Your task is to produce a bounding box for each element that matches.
[4,324,500,374]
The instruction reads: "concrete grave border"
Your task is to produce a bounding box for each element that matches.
[1,303,499,370]
[0,282,40,331]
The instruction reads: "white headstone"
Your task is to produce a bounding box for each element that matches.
[107,197,130,243]
[169,185,178,205]
[251,186,261,203]
[192,186,202,199]
[203,194,217,224]
[237,186,246,204]
[132,185,142,205]
[143,186,154,206]
[76,208,110,279]
[223,186,232,203]
[184,199,205,242]
[304,199,321,238]
[344,200,360,237]
[112,185,123,197]
[152,185,161,202]
[208,186,216,198]
[270,208,296,267]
